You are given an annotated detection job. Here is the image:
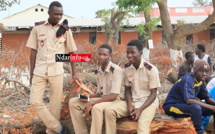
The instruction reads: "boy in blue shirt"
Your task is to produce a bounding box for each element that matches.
[163,60,215,134]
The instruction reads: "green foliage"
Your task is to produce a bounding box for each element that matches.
[95,9,111,17]
[116,0,160,40]
[135,17,160,40]
[147,17,160,31]
[0,0,20,11]
[135,23,147,38]
[192,0,212,6]
[177,20,185,26]
[102,17,113,34]
[119,21,124,30]
[116,0,157,14]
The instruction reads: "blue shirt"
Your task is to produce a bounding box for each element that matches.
[163,72,210,106]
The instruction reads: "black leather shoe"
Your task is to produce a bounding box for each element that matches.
[57,124,68,134]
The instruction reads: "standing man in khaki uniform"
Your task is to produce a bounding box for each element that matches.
[69,44,125,134]
[26,1,78,134]
[105,39,161,134]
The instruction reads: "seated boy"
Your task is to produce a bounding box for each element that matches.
[178,51,194,79]
[105,39,161,134]
[163,59,215,134]
[69,44,124,134]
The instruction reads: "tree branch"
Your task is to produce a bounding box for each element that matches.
[0,118,40,129]
[4,78,30,91]
[176,0,215,37]
[116,12,126,25]
[3,101,25,113]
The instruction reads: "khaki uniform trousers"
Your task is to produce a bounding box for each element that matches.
[69,97,119,134]
[105,100,156,134]
[30,74,63,134]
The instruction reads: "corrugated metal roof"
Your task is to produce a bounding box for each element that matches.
[0,4,210,29]
[0,3,212,29]
[0,16,209,28]
[169,16,208,24]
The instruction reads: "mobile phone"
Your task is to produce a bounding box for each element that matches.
[78,94,90,101]
[129,109,136,120]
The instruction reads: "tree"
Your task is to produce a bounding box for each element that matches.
[95,9,111,18]
[95,8,126,47]
[193,0,212,6]
[0,0,20,11]
[102,8,126,47]
[116,0,159,61]
[0,23,5,32]
[157,0,215,66]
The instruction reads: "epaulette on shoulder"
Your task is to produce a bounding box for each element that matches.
[124,63,131,68]
[95,69,99,74]
[110,66,114,73]
[35,21,45,26]
[144,62,152,70]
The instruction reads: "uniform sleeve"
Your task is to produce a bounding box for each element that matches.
[95,73,101,94]
[124,69,130,87]
[65,29,77,53]
[149,67,161,89]
[110,68,124,94]
[26,27,37,50]
[183,78,195,101]
[197,84,210,100]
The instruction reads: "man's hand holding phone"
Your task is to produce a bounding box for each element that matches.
[78,92,90,102]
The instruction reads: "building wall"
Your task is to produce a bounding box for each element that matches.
[121,32,138,45]
[73,32,89,45]
[1,30,211,52]
[152,31,162,47]
[140,6,213,17]
[3,4,72,22]
[2,33,30,51]
[193,29,210,45]
[96,32,107,44]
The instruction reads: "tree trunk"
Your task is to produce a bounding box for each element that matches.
[105,9,125,47]
[113,28,119,47]
[157,0,183,62]
[157,0,215,62]
[142,11,152,62]
[105,33,113,45]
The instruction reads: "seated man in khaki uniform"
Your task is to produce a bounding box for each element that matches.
[26,1,78,134]
[69,44,125,134]
[105,39,161,134]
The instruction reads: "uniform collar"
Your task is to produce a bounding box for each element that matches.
[130,58,145,69]
[194,77,203,87]
[99,61,112,73]
[45,19,61,26]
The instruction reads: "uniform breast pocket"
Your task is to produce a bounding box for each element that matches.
[37,35,47,48]
[55,37,65,49]
[106,76,112,89]
[139,77,149,90]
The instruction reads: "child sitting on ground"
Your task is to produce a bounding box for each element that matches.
[163,60,215,134]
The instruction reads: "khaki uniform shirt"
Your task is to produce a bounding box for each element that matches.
[26,20,77,77]
[96,61,125,99]
[124,58,161,108]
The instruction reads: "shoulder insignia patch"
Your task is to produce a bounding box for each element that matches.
[144,62,152,70]
[95,69,99,74]
[35,21,45,26]
[110,66,114,73]
[124,63,131,68]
